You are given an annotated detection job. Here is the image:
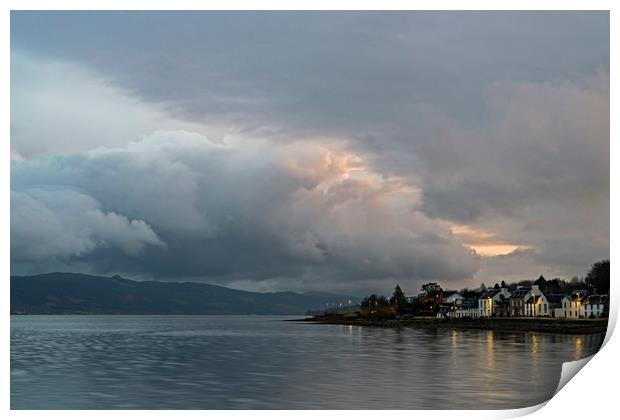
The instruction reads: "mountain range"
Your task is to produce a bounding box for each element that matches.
[10,272,358,315]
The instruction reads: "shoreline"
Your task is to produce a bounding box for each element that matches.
[292,316,609,335]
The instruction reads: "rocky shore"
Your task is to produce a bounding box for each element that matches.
[292,315,609,335]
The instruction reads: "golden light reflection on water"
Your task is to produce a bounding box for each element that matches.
[531,334,540,384]
[451,329,459,368]
[486,330,495,369]
[574,337,583,360]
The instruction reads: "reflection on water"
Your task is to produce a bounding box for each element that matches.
[11,315,605,410]
[575,336,583,360]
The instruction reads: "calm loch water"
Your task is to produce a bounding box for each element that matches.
[11,315,605,409]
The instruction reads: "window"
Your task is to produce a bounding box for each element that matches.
[544,304,547,313]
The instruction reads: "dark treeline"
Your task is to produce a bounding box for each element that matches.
[466,259,610,296]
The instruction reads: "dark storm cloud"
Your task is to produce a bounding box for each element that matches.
[11,132,479,293]
[10,11,609,132]
[10,11,609,292]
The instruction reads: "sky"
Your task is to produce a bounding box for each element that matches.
[10,11,609,295]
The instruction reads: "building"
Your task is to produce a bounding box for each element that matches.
[509,285,543,317]
[545,294,565,318]
[555,290,588,319]
[495,295,511,317]
[437,294,478,319]
[524,294,550,317]
[437,292,461,318]
[580,295,608,318]
[443,292,465,305]
[452,299,479,318]
[478,287,511,317]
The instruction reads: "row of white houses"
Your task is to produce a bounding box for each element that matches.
[438,286,608,319]
[553,293,607,319]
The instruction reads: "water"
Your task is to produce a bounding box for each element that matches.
[11,315,605,409]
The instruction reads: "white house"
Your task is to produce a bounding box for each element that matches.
[453,305,479,318]
[442,297,478,319]
[436,293,467,318]
[524,294,550,317]
[478,287,511,317]
[443,292,465,305]
[555,290,588,319]
[580,295,608,318]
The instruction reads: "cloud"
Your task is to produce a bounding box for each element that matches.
[10,12,609,293]
[11,188,164,262]
[11,131,479,293]
[412,73,609,277]
[10,51,213,159]
[10,12,609,136]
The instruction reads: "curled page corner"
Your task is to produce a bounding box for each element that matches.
[501,354,599,419]
[506,323,612,419]
[551,307,616,400]
[498,401,548,419]
[554,354,595,397]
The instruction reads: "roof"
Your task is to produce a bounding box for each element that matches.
[480,288,509,300]
[525,295,538,304]
[566,291,588,302]
[480,289,500,299]
[545,294,564,304]
[510,288,531,299]
[584,295,608,305]
[461,299,478,309]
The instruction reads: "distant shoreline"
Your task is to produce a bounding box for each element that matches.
[292,316,609,335]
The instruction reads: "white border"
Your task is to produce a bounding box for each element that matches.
[3,2,616,419]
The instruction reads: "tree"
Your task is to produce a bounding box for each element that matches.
[585,260,610,294]
[569,276,587,291]
[360,294,394,319]
[390,285,408,315]
[421,282,441,293]
[493,283,500,289]
[533,275,546,286]
[360,295,373,310]
[500,280,507,288]
[546,278,562,294]
[478,282,487,291]
[377,295,389,307]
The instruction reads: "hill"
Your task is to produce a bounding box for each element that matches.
[10,273,358,315]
